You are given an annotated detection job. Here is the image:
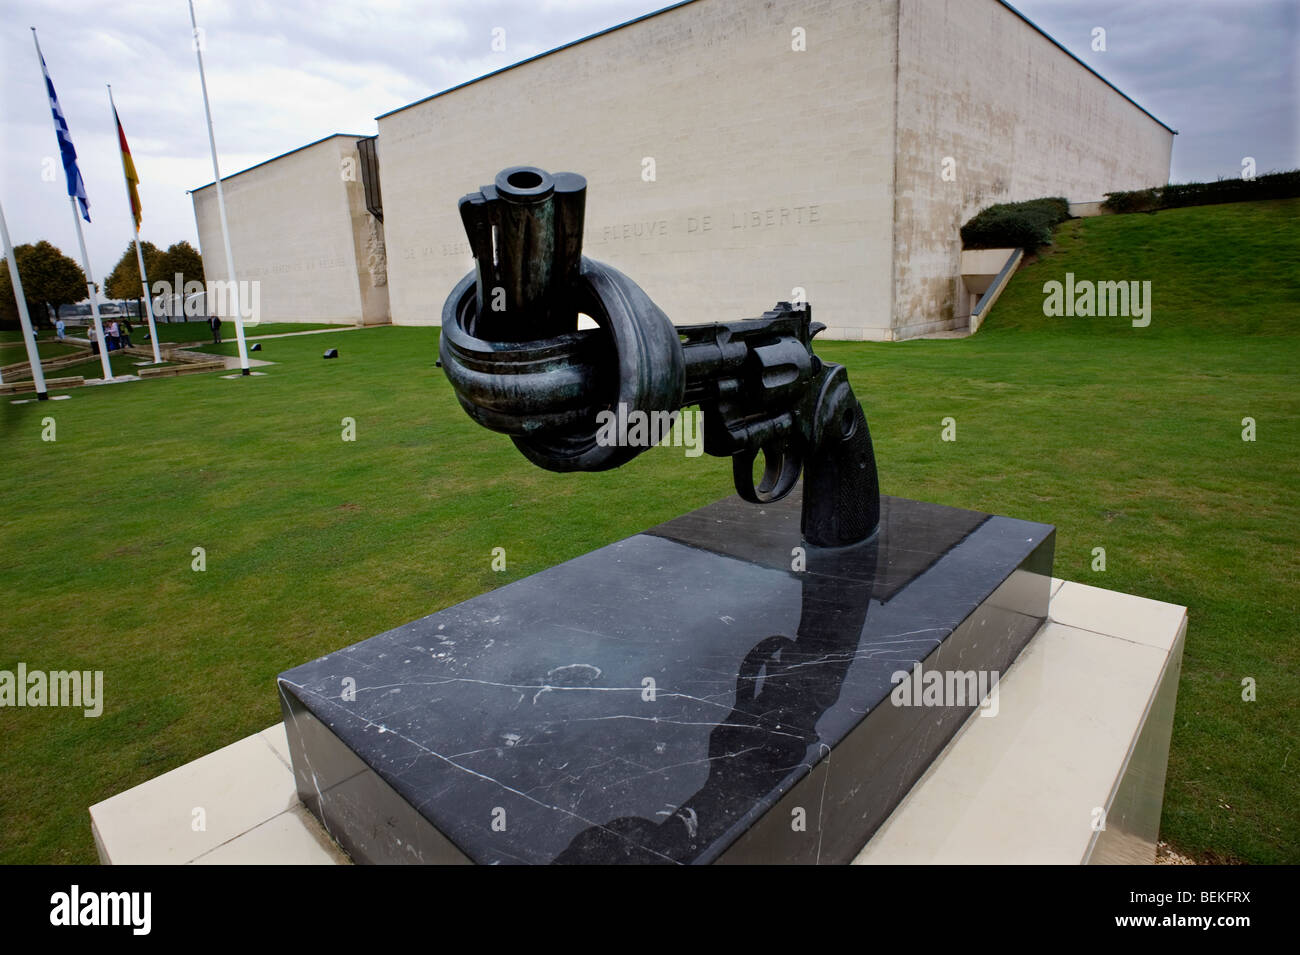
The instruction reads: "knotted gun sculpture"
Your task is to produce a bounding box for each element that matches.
[439,166,881,547]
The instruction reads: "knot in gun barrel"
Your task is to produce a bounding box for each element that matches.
[440,167,685,474]
[437,166,881,546]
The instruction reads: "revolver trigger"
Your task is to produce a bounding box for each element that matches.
[732,443,802,505]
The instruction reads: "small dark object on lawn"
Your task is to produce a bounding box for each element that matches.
[251,342,262,351]
[323,348,338,359]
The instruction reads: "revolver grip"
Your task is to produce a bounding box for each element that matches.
[801,387,880,547]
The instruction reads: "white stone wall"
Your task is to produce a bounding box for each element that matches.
[192,135,389,325]
[891,0,1174,338]
[378,0,900,340]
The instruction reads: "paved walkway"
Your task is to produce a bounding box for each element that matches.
[245,325,370,341]
[64,323,375,369]
[172,324,373,369]
[57,339,275,374]
[65,323,370,348]
[169,350,274,371]
[913,330,970,340]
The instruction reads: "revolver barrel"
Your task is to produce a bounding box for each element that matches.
[457,166,587,342]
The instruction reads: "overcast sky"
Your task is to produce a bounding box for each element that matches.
[1,0,1294,281]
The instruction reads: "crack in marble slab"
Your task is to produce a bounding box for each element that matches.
[554,713,809,741]
[281,681,684,864]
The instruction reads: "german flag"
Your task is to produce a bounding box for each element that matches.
[114,105,141,231]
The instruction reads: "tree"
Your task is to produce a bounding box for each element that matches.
[0,269,16,326]
[105,240,164,318]
[0,241,86,327]
[157,241,204,288]
[154,241,205,322]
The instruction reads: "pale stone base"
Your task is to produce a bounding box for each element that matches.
[89,578,1185,865]
[855,579,1186,865]
[89,725,348,865]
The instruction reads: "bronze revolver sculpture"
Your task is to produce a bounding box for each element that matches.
[439,166,881,547]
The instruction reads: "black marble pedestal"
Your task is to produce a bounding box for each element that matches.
[278,493,1054,864]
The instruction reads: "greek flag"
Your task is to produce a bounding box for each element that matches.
[37,41,90,222]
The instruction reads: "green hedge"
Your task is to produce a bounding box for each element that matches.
[1099,188,1160,213]
[960,197,1071,254]
[1103,170,1300,213]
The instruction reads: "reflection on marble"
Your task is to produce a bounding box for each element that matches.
[278,493,1054,864]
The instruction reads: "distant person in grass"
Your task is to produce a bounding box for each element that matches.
[107,320,120,351]
[55,318,65,340]
[210,315,222,344]
[121,318,132,348]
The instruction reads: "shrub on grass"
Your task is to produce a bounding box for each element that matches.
[1100,188,1161,213]
[960,197,1072,254]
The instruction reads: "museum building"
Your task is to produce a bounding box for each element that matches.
[192,0,1174,341]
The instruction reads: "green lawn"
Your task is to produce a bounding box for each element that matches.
[7,351,171,383]
[0,329,53,343]
[3,321,346,379]
[0,199,1296,864]
[3,321,343,346]
[0,340,83,365]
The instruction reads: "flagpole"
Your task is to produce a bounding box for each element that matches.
[0,198,48,399]
[188,0,250,376]
[67,196,112,380]
[107,85,161,364]
[31,27,112,382]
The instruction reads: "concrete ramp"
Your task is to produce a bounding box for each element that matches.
[962,248,1023,333]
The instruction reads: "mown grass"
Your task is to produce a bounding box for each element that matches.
[0,199,1296,863]
[0,320,343,346]
[4,320,347,380]
[7,351,160,382]
[0,340,82,365]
